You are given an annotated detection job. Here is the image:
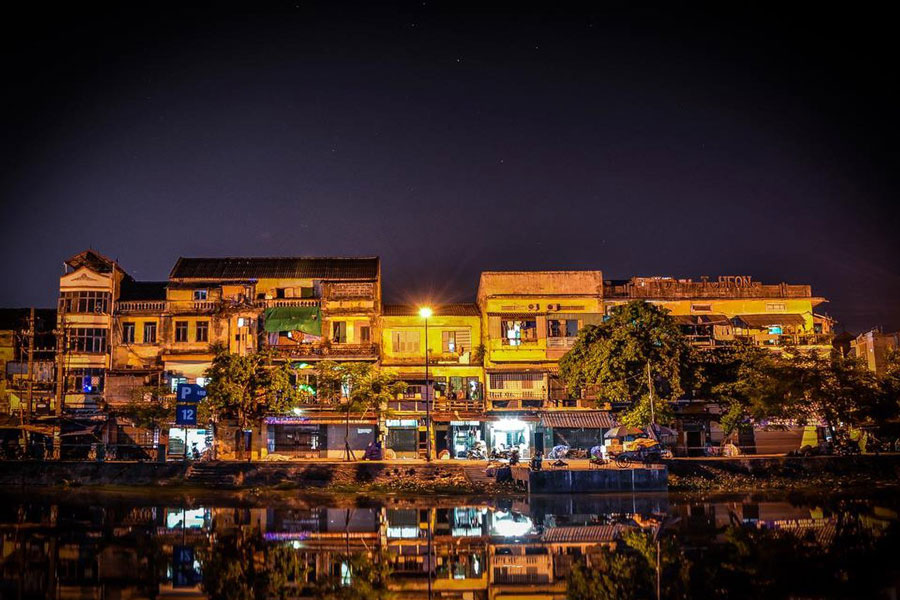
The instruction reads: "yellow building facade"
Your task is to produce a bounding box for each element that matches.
[47,250,835,461]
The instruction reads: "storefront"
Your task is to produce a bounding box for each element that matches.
[486,417,536,459]
[539,410,615,454]
[438,420,485,459]
[265,415,376,459]
[168,427,211,458]
[385,418,422,459]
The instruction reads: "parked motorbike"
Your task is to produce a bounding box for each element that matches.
[466,447,487,460]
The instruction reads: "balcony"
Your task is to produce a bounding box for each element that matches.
[388,395,484,413]
[254,298,320,308]
[116,301,166,313]
[271,342,378,360]
[546,337,577,349]
[486,390,546,410]
[115,300,219,314]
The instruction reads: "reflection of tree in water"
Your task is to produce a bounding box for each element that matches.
[568,515,900,600]
[314,550,394,600]
[198,527,308,600]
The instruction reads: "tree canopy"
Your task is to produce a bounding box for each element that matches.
[203,346,301,429]
[559,301,693,426]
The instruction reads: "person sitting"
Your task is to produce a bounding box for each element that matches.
[530,451,543,471]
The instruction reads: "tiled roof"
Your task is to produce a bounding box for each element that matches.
[118,281,168,301]
[382,303,480,317]
[170,257,379,280]
[540,411,616,429]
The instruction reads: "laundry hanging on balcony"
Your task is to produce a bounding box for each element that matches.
[263,306,321,335]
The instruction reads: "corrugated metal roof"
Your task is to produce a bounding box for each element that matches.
[540,411,616,429]
[541,525,622,543]
[170,256,379,280]
[383,303,480,316]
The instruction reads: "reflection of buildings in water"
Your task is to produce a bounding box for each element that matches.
[3,497,897,599]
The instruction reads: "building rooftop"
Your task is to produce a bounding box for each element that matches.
[169,256,379,281]
[478,270,605,298]
[382,303,480,317]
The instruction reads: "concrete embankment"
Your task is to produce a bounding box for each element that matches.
[1,455,897,494]
[665,454,900,491]
[0,460,486,494]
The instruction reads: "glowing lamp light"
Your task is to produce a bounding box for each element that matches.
[418,307,433,318]
[292,407,303,416]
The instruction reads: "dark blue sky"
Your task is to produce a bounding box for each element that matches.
[1,2,897,332]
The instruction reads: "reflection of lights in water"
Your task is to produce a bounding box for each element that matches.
[491,510,534,537]
[292,540,301,549]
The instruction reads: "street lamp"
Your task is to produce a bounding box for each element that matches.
[419,306,433,461]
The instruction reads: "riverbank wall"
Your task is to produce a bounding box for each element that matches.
[665,454,900,491]
[1,455,897,494]
[0,460,482,494]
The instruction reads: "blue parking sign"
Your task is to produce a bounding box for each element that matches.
[176,383,207,403]
[176,404,198,426]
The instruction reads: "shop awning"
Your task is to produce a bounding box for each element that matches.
[736,314,806,328]
[264,306,321,335]
[265,415,376,425]
[540,411,616,429]
[671,314,731,325]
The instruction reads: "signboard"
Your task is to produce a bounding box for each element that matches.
[176,404,198,426]
[176,383,207,403]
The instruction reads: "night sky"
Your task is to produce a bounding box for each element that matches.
[1,2,897,332]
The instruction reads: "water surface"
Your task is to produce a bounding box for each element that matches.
[1,488,898,599]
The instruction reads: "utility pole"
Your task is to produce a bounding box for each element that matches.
[647,361,655,427]
[26,308,35,425]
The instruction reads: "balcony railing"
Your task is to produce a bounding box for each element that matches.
[116,300,218,313]
[271,343,378,359]
[116,301,166,313]
[254,298,320,308]
[486,390,547,410]
[388,397,485,412]
[546,336,577,349]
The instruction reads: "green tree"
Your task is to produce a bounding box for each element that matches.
[559,301,692,427]
[314,361,406,460]
[204,347,301,459]
[777,350,880,437]
[118,384,174,430]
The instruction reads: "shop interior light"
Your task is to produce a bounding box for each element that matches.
[491,418,527,431]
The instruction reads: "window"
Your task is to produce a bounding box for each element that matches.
[193,289,208,301]
[143,322,157,344]
[501,319,537,346]
[547,319,579,338]
[122,322,135,344]
[392,330,420,353]
[175,321,188,343]
[358,324,371,343]
[65,368,105,393]
[196,321,209,343]
[443,330,457,353]
[332,321,347,344]
[60,291,110,314]
[489,372,543,389]
[68,328,107,353]
[766,302,786,312]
